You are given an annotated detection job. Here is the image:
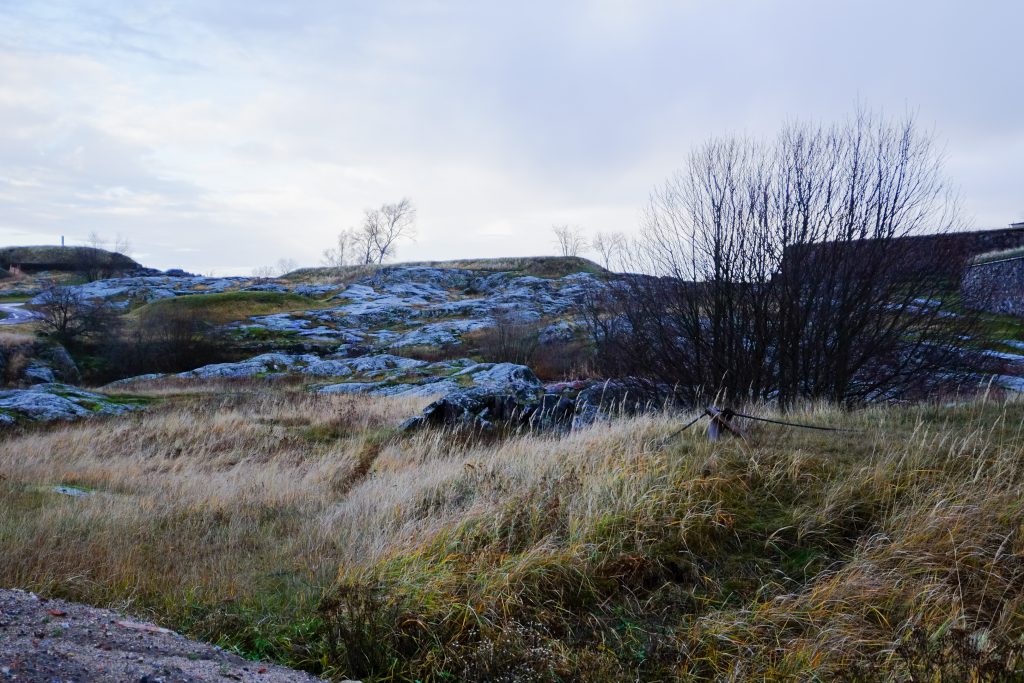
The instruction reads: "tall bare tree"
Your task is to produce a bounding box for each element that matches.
[552,224,586,257]
[584,111,976,406]
[323,230,354,270]
[331,199,417,266]
[591,231,626,270]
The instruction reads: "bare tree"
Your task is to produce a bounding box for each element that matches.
[77,232,110,281]
[275,258,298,276]
[322,230,354,270]
[113,233,132,257]
[34,285,117,346]
[552,224,587,258]
[585,111,976,406]
[86,231,107,251]
[591,231,627,270]
[359,198,417,264]
[251,265,275,279]
[331,199,417,266]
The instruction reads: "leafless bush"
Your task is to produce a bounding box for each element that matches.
[34,285,118,345]
[473,317,541,366]
[584,111,978,405]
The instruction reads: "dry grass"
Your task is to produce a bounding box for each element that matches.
[2,387,1024,681]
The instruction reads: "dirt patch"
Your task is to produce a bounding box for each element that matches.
[0,589,332,682]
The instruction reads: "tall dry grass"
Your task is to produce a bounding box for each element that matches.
[1,387,1023,681]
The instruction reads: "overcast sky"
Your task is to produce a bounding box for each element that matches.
[1,1,1021,274]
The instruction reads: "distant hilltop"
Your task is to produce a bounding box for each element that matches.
[0,245,142,276]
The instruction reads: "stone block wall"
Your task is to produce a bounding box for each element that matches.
[961,257,1024,317]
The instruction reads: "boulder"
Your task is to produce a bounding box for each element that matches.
[0,339,80,387]
[0,384,140,425]
[399,363,544,432]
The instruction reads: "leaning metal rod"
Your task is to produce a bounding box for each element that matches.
[728,410,859,433]
[657,410,710,447]
[658,407,857,447]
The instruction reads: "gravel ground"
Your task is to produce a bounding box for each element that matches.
[0,589,333,683]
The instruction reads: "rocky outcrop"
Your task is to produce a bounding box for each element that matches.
[0,338,80,387]
[237,266,599,350]
[0,384,141,426]
[26,275,344,310]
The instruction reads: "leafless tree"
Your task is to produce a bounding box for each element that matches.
[77,232,110,281]
[591,231,627,270]
[251,265,275,279]
[113,233,133,257]
[275,258,298,276]
[584,111,977,406]
[34,285,117,345]
[552,224,586,257]
[323,230,354,270]
[347,198,417,264]
[86,231,107,251]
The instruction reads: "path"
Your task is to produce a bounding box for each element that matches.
[0,589,334,682]
[0,303,35,326]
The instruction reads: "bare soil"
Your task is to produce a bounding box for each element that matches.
[0,589,327,683]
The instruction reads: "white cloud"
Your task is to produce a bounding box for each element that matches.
[0,0,1021,272]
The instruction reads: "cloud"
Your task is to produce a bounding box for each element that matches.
[0,0,1021,273]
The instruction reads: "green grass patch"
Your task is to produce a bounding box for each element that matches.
[130,291,333,325]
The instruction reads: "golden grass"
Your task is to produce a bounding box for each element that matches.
[2,389,1023,681]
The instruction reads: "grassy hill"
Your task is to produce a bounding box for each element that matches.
[2,386,1021,681]
[0,245,141,273]
[284,256,608,284]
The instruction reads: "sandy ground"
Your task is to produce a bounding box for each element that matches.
[0,589,332,683]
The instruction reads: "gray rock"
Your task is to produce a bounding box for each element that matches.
[0,340,79,388]
[0,384,140,425]
[318,381,385,394]
[104,373,166,388]
[401,363,544,431]
[178,353,319,379]
[22,363,56,384]
[390,318,495,348]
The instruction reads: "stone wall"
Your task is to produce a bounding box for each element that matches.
[961,257,1024,317]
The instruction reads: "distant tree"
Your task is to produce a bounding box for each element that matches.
[34,285,117,346]
[86,231,107,251]
[363,198,417,264]
[275,258,298,276]
[591,231,626,270]
[77,233,110,281]
[252,265,275,279]
[113,233,132,257]
[322,230,354,270]
[552,224,586,257]
[584,111,977,406]
[331,198,417,266]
